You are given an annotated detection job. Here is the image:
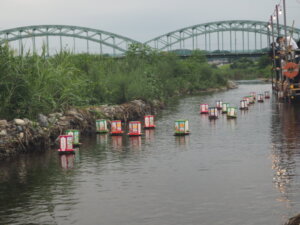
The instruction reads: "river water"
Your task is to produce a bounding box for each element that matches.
[1,83,300,225]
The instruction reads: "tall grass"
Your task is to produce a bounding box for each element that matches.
[0,44,228,120]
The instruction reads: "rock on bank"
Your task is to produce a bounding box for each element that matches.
[0,100,163,159]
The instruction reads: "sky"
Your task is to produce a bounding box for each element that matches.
[1,0,300,43]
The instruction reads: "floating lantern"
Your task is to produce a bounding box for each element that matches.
[65,129,80,146]
[216,100,223,110]
[243,97,250,106]
[250,92,256,100]
[96,119,109,133]
[144,115,156,129]
[110,120,124,135]
[174,120,190,135]
[239,100,248,110]
[257,94,264,102]
[58,135,75,153]
[264,91,270,99]
[227,107,237,119]
[128,121,142,136]
[222,103,229,114]
[208,107,218,119]
[246,95,255,104]
[200,104,209,114]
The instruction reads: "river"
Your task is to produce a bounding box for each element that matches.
[1,83,300,225]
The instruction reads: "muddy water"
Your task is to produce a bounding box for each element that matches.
[1,83,300,225]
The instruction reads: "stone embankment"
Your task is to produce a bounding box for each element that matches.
[0,100,163,159]
[0,81,237,159]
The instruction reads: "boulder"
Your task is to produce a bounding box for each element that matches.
[0,120,8,127]
[0,130,7,136]
[38,114,49,127]
[285,214,300,225]
[14,119,26,126]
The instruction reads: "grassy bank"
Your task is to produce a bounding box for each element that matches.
[0,44,228,120]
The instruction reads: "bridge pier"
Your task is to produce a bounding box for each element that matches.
[86,31,89,54]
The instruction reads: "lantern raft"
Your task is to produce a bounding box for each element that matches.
[227,107,237,119]
[174,120,190,136]
[250,92,256,100]
[264,91,270,99]
[110,120,124,135]
[65,129,80,146]
[144,115,156,129]
[239,100,248,110]
[58,135,75,154]
[208,107,218,120]
[128,121,143,136]
[200,104,209,114]
[222,103,229,114]
[96,119,109,133]
[257,94,264,103]
[216,100,223,110]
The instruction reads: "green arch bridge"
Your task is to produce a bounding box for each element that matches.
[0,20,299,57]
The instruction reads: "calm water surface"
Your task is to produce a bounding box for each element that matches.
[1,84,300,225]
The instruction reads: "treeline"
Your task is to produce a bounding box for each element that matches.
[0,44,228,120]
[218,56,272,80]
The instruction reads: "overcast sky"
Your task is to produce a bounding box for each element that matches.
[1,0,300,42]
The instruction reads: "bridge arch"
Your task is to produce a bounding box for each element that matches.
[144,20,300,52]
[0,25,141,55]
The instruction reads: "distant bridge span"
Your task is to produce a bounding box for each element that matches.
[0,20,299,56]
[145,20,300,52]
[0,25,141,55]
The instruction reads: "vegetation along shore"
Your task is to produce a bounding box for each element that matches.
[0,43,270,159]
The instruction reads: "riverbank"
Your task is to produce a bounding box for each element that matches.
[0,81,237,159]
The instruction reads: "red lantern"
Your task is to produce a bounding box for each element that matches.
[110,120,124,135]
[257,94,264,103]
[58,135,75,153]
[144,115,156,129]
[128,121,142,136]
[200,104,209,114]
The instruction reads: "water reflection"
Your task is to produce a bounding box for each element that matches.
[227,118,237,130]
[111,136,123,151]
[129,136,142,150]
[96,133,108,145]
[145,129,155,143]
[175,135,190,146]
[271,102,300,208]
[59,154,75,169]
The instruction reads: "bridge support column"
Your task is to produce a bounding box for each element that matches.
[73,30,76,53]
[260,26,262,49]
[217,28,220,50]
[18,31,22,56]
[86,31,89,54]
[46,35,49,56]
[229,24,232,52]
[99,34,102,55]
[192,29,195,50]
[242,25,245,52]
[113,37,116,56]
[247,30,250,52]
[32,31,36,55]
[222,31,224,51]
[205,26,207,51]
[208,26,211,51]
[235,31,237,53]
